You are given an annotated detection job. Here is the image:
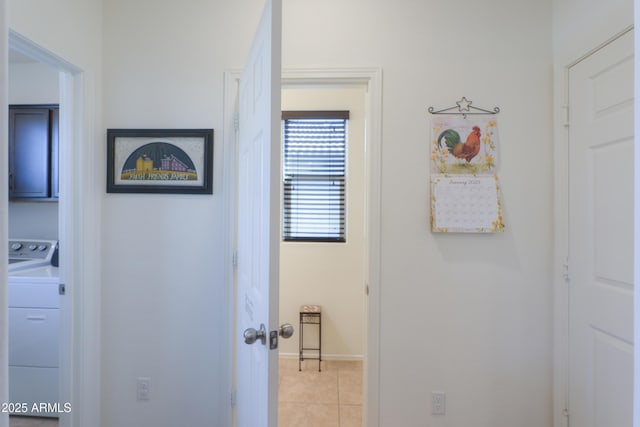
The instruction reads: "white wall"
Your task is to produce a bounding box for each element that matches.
[8,203,58,240]
[9,0,103,70]
[280,87,366,359]
[100,2,253,426]
[8,61,58,104]
[552,0,633,62]
[315,1,553,424]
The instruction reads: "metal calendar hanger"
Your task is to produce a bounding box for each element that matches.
[429,97,500,119]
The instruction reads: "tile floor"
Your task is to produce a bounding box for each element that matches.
[279,358,362,427]
[9,416,58,427]
[9,359,362,427]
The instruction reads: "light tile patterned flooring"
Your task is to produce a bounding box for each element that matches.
[9,416,58,427]
[9,359,362,427]
[279,358,363,427]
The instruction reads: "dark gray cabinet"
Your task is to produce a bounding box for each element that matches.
[9,105,59,200]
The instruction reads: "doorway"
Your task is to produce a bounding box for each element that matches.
[5,31,100,427]
[278,85,367,426]
[224,67,382,426]
[7,47,60,427]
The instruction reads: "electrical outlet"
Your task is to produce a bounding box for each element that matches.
[136,377,151,401]
[432,391,446,415]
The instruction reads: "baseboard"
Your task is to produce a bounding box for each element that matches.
[279,352,364,362]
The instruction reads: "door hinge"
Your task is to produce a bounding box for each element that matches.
[563,408,569,426]
[562,257,570,283]
[232,250,238,268]
[59,283,66,295]
[233,112,240,132]
[230,389,237,407]
[562,104,570,128]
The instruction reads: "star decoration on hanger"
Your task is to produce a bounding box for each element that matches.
[456,97,472,112]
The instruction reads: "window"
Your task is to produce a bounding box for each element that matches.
[282,111,349,242]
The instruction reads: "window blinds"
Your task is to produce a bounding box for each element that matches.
[282,111,349,242]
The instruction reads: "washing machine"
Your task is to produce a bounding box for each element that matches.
[8,239,60,417]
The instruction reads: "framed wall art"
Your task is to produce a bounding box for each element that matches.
[106,128,214,194]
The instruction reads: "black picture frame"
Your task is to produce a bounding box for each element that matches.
[106,129,213,194]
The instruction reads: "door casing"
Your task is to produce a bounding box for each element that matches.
[5,30,102,427]
[223,67,382,426]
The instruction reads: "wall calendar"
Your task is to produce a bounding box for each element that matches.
[429,98,505,233]
[431,174,504,233]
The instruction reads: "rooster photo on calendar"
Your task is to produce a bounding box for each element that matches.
[431,115,499,174]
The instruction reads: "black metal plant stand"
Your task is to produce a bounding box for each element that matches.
[299,305,322,372]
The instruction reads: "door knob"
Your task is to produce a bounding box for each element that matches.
[279,323,294,339]
[244,324,266,345]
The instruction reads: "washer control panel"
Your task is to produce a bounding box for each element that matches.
[8,239,57,265]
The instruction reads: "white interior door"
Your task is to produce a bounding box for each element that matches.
[235,1,282,426]
[568,29,634,427]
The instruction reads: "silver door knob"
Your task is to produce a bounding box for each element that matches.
[244,324,266,345]
[279,323,294,339]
